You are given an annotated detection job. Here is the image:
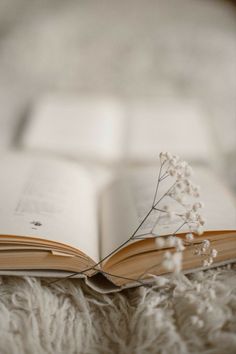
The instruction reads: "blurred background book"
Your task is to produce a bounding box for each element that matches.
[0,0,235,191]
[21,94,215,165]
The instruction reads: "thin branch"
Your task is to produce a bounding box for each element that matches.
[153,181,177,208]
[152,162,164,207]
[159,172,170,181]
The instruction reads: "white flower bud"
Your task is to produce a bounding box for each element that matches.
[162,251,182,272]
[185,211,196,221]
[208,257,213,265]
[183,179,191,186]
[197,215,206,226]
[202,239,210,248]
[155,237,165,248]
[172,252,182,272]
[166,236,176,247]
[159,152,167,163]
[211,249,218,258]
[194,248,201,256]
[169,168,176,176]
[196,226,204,235]
[185,233,194,242]
[175,238,185,251]
[193,202,204,211]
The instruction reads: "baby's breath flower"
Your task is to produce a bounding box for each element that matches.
[183,178,191,186]
[169,168,176,177]
[196,215,206,226]
[151,152,217,277]
[175,238,185,251]
[203,256,214,267]
[194,248,201,256]
[208,257,213,265]
[159,152,167,164]
[165,236,176,247]
[89,151,218,286]
[162,251,182,272]
[186,233,194,242]
[185,210,196,222]
[202,240,210,249]
[196,226,204,235]
[155,237,165,248]
[211,249,218,258]
[193,202,204,211]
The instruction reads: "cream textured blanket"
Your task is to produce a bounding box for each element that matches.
[0,266,235,354]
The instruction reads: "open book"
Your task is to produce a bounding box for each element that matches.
[0,152,235,293]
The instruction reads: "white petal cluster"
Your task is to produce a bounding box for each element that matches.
[193,202,204,211]
[168,181,201,205]
[155,237,166,248]
[203,258,213,267]
[162,251,182,272]
[149,152,218,277]
[185,233,194,242]
[155,236,185,251]
[211,249,218,258]
[202,239,210,250]
[181,203,205,235]
[159,152,193,179]
[194,239,218,267]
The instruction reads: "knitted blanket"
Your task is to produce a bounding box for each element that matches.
[0,265,235,354]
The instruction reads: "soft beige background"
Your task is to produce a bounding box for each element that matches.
[0,0,235,191]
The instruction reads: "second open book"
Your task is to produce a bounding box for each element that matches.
[0,152,235,292]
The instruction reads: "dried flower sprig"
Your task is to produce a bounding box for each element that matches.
[50,152,217,286]
[146,152,214,274]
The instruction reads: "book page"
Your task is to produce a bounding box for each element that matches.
[126,99,215,164]
[22,95,126,163]
[0,152,99,261]
[101,165,236,258]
